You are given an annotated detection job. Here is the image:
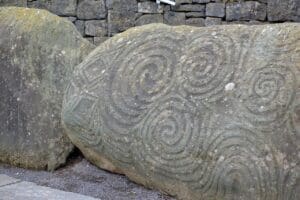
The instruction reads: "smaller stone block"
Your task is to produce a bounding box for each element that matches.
[206,3,225,18]
[77,0,106,20]
[164,11,186,25]
[185,17,205,26]
[106,0,137,35]
[186,11,205,18]
[50,0,77,16]
[136,14,164,26]
[64,17,76,23]
[173,4,205,12]
[138,2,163,14]
[205,17,222,26]
[75,20,85,36]
[0,0,26,6]
[85,20,107,37]
[94,37,108,46]
[192,0,210,3]
[176,0,192,4]
[226,1,267,21]
[27,0,50,9]
[267,0,300,22]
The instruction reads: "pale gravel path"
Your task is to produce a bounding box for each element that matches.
[0,152,173,200]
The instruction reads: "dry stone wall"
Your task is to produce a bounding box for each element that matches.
[0,0,299,44]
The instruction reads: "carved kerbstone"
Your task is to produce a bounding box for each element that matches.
[62,24,300,200]
[0,7,95,170]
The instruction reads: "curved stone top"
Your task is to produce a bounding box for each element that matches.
[0,7,95,170]
[62,23,300,200]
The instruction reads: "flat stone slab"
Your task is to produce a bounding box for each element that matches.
[63,23,300,200]
[0,175,20,187]
[0,175,98,200]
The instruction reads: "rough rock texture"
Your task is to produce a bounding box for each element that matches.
[62,23,300,200]
[267,0,300,22]
[226,1,267,21]
[0,7,95,170]
[2,0,300,46]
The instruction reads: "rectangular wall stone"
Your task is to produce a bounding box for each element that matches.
[107,0,138,36]
[138,1,163,13]
[77,0,106,20]
[0,0,27,6]
[206,3,225,18]
[226,1,267,21]
[267,0,300,22]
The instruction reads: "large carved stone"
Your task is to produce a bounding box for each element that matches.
[62,23,300,200]
[0,7,95,170]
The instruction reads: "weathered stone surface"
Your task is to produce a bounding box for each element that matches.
[164,11,185,25]
[173,4,205,12]
[176,0,192,3]
[205,17,222,26]
[107,0,138,36]
[77,0,106,20]
[226,1,267,21]
[135,14,164,26]
[63,23,300,200]
[0,0,26,7]
[0,7,95,170]
[192,0,210,3]
[27,0,77,16]
[185,11,205,18]
[138,1,163,14]
[206,3,225,18]
[64,16,76,23]
[185,17,205,26]
[50,0,77,16]
[93,37,108,46]
[75,20,85,36]
[85,20,107,37]
[268,0,300,22]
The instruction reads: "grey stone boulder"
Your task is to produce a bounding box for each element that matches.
[62,23,300,200]
[0,7,95,170]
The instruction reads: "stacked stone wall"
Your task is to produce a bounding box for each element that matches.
[1,0,299,45]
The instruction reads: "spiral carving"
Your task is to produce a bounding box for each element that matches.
[101,33,183,164]
[237,65,296,131]
[61,24,300,200]
[179,33,236,103]
[197,127,278,200]
[134,95,209,182]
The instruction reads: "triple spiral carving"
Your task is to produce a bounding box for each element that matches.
[62,27,299,199]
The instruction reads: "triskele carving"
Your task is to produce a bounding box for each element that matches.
[62,24,300,200]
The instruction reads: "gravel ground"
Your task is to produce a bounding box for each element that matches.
[0,151,174,200]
